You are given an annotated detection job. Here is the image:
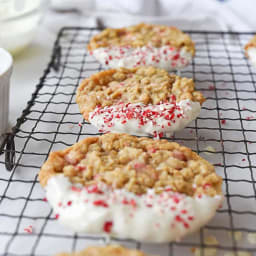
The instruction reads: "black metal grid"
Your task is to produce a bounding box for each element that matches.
[0,27,256,256]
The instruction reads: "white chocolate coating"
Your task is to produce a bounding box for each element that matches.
[91,46,192,71]
[45,174,223,243]
[247,47,256,67]
[89,99,201,138]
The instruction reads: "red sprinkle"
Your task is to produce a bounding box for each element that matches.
[172,53,180,60]
[175,215,182,222]
[103,221,113,233]
[181,209,187,214]
[122,198,129,205]
[173,196,180,204]
[43,197,48,202]
[67,201,72,206]
[203,183,211,190]
[76,165,86,172]
[221,119,226,125]
[86,185,103,194]
[93,200,109,208]
[134,162,146,170]
[71,186,82,192]
[55,214,60,219]
[24,225,33,234]
[183,222,189,229]
[188,216,194,221]
[148,148,157,153]
[130,199,137,208]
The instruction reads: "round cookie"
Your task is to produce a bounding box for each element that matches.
[55,245,148,256]
[245,35,256,67]
[76,66,205,138]
[88,23,195,71]
[39,133,223,243]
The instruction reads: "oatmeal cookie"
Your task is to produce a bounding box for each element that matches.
[56,245,148,256]
[76,66,205,138]
[245,35,256,67]
[88,23,195,71]
[39,133,223,243]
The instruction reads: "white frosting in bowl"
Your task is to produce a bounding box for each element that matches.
[0,48,13,76]
[45,174,223,243]
[91,46,192,71]
[89,99,201,138]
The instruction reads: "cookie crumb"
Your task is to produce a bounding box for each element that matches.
[228,231,243,241]
[247,232,256,244]
[204,146,216,155]
[191,236,218,256]
[224,252,251,256]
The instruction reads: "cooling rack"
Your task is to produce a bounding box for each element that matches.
[0,27,256,256]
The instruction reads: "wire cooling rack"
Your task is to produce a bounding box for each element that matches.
[1,27,256,256]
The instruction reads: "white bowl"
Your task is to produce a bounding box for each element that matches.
[0,48,13,140]
[0,0,49,55]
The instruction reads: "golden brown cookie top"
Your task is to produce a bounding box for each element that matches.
[88,23,195,55]
[55,245,147,256]
[39,133,222,197]
[76,66,205,120]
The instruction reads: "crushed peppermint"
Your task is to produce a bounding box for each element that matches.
[86,184,103,194]
[93,45,190,70]
[24,225,33,234]
[90,96,185,138]
[247,232,256,244]
[93,200,109,208]
[103,221,113,233]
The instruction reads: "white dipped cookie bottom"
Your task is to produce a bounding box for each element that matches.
[46,174,223,243]
[91,46,192,71]
[89,99,201,138]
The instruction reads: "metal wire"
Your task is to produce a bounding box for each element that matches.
[0,27,256,256]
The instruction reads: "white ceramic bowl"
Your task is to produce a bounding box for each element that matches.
[0,48,13,140]
[0,0,49,55]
